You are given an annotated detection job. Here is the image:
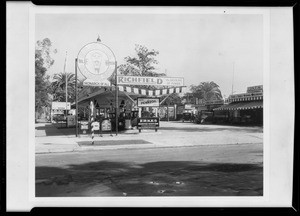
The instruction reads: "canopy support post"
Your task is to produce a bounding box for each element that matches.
[160,93,173,105]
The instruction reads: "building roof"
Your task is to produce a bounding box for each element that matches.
[213,100,263,111]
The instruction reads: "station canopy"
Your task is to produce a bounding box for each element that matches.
[74,85,186,108]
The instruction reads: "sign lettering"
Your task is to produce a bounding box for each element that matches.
[137,117,160,130]
[83,79,111,87]
[52,102,71,110]
[117,76,184,87]
[247,85,263,93]
[137,98,160,107]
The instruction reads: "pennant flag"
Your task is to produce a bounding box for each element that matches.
[148,90,153,96]
[126,86,131,92]
[155,90,161,96]
[118,85,186,96]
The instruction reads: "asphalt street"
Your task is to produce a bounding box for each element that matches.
[35,121,263,197]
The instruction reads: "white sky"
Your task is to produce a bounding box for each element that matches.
[35,12,263,97]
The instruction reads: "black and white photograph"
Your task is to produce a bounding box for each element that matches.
[34,8,265,197]
[6,2,296,211]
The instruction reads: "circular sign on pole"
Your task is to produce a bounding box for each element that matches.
[77,42,116,83]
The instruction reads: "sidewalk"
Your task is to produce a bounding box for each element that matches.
[35,123,80,153]
[35,122,263,154]
[35,123,160,154]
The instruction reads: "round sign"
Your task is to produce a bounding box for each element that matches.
[77,42,116,81]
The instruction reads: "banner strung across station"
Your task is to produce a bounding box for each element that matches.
[118,85,186,96]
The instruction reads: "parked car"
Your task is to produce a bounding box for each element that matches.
[196,111,214,124]
[194,113,202,124]
[53,114,66,122]
[182,112,192,122]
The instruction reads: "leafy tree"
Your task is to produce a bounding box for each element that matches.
[160,93,182,106]
[189,81,223,102]
[108,44,184,106]
[109,44,166,89]
[118,44,162,76]
[35,38,56,120]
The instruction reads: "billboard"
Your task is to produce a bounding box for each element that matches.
[229,92,263,100]
[137,98,160,107]
[247,85,263,93]
[117,76,184,87]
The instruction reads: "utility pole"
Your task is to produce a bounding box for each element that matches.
[75,58,78,137]
[231,62,235,95]
[64,51,68,120]
[115,61,118,136]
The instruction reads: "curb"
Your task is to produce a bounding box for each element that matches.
[35,142,263,154]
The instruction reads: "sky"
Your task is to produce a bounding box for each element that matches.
[35,12,263,97]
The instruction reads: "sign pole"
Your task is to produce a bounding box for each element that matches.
[90,100,94,145]
[115,61,118,136]
[75,58,78,137]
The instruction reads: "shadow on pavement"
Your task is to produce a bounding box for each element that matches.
[35,123,75,136]
[36,122,263,137]
[158,125,263,133]
[36,160,263,197]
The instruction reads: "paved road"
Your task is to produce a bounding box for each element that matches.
[36,121,263,197]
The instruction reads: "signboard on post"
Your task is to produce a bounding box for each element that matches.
[101,119,112,131]
[117,76,184,87]
[137,117,159,132]
[137,98,160,107]
[184,104,193,110]
[91,121,100,131]
[52,102,71,110]
[77,42,116,86]
[80,121,89,134]
[67,115,76,127]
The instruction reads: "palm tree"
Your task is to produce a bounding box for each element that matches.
[190,81,222,102]
[160,93,182,105]
[50,72,76,102]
